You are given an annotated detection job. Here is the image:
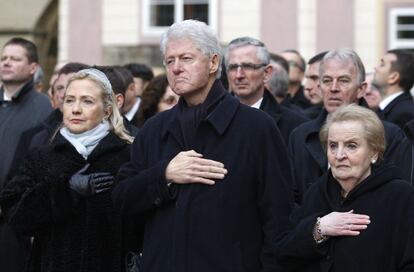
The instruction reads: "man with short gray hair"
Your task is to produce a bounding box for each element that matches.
[113,20,293,272]
[288,48,404,204]
[226,36,308,145]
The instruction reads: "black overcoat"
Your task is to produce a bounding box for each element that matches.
[379,92,414,129]
[260,89,308,145]
[288,101,405,204]
[113,81,294,272]
[0,132,132,272]
[276,164,414,271]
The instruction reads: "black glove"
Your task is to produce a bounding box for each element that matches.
[69,164,114,196]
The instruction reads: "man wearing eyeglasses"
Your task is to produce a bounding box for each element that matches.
[225,37,308,145]
[281,49,312,109]
[288,48,405,204]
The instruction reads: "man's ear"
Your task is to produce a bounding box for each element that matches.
[30,63,38,76]
[357,81,367,99]
[263,64,274,84]
[209,54,220,75]
[115,93,124,110]
[388,71,400,86]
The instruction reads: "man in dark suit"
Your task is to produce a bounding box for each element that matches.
[113,20,293,272]
[372,49,414,129]
[281,49,312,109]
[289,48,404,204]
[225,37,308,145]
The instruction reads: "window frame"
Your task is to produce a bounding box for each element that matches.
[142,0,218,36]
[389,7,414,49]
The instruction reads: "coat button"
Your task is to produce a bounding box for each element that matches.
[154,198,161,206]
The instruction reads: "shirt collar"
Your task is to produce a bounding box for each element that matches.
[250,97,263,109]
[379,91,404,110]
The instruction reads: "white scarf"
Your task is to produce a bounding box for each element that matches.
[60,121,110,159]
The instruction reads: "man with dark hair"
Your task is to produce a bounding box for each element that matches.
[124,62,154,97]
[373,49,414,129]
[302,51,328,119]
[124,63,153,120]
[281,49,312,109]
[0,37,52,272]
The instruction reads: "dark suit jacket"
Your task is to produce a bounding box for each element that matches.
[260,89,308,145]
[113,80,294,272]
[289,85,312,109]
[380,92,414,129]
[288,99,405,204]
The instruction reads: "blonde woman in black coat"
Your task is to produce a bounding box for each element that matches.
[276,104,414,271]
[0,69,135,272]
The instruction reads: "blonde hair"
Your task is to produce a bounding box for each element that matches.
[65,71,134,144]
[319,104,385,161]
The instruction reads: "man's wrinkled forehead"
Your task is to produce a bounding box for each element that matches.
[320,58,357,78]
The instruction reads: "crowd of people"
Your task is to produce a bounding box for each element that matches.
[1,19,414,271]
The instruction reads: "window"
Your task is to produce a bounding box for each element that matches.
[143,0,217,36]
[389,8,414,49]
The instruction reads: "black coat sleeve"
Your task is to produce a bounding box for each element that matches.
[112,131,177,216]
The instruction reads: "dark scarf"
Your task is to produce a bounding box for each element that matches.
[176,81,226,149]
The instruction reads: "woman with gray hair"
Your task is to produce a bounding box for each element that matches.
[0,68,136,272]
[277,104,414,271]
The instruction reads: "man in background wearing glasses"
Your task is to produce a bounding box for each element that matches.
[225,37,308,145]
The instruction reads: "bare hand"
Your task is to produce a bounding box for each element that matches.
[319,210,370,237]
[165,150,227,185]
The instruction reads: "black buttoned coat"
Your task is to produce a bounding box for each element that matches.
[113,81,294,272]
[288,100,405,204]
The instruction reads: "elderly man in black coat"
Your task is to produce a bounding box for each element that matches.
[225,36,308,145]
[113,20,294,272]
[288,48,405,204]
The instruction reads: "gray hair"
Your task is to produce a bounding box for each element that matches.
[319,48,366,85]
[160,19,222,79]
[224,37,270,68]
[268,63,289,97]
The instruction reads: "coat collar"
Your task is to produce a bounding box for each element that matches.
[0,80,35,102]
[161,80,240,142]
[260,89,281,123]
[323,163,401,208]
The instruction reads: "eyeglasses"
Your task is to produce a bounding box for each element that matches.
[227,63,266,72]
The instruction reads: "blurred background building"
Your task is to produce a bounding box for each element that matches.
[1,0,414,89]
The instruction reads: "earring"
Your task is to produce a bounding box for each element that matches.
[371,159,376,164]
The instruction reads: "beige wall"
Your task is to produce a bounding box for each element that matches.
[261,0,297,53]
[62,0,103,65]
[316,0,354,52]
[102,0,139,46]
[220,0,260,43]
